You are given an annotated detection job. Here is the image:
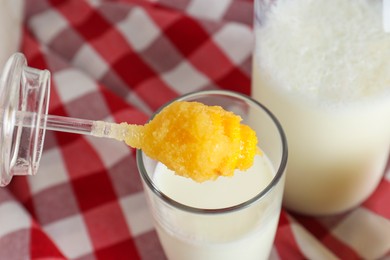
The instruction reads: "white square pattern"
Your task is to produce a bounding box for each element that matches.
[44,215,93,259]
[332,208,390,259]
[28,148,69,194]
[288,215,338,260]
[72,45,109,80]
[187,0,232,20]
[162,61,209,94]
[117,7,160,51]
[125,92,153,115]
[213,23,253,65]
[29,9,68,44]
[120,193,154,236]
[0,202,31,238]
[54,68,97,103]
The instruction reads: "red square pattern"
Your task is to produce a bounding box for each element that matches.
[215,66,251,95]
[59,136,106,180]
[90,27,131,65]
[99,87,138,116]
[0,229,31,259]
[146,4,182,30]
[30,224,65,259]
[71,170,118,212]
[83,201,140,258]
[274,211,306,259]
[31,183,80,225]
[163,15,210,56]
[112,52,157,89]
[188,39,236,83]
[75,10,111,41]
[363,179,390,219]
[135,77,178,111]
[95,238,141,260]
[293,214,361,259]
[49,0,95,29]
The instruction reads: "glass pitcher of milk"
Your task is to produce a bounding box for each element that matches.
[252,0,390,215]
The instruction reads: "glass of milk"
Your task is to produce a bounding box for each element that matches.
[137,90,287,260]
[253,0,390,215]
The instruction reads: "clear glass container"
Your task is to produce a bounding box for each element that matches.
[137,90,288,260]
[252,0,390,215]
[0,53,50,186]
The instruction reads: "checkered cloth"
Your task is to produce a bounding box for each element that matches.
[1,0,389,259]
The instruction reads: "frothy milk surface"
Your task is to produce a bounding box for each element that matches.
[256,0,390,106]
[151,154,281,260]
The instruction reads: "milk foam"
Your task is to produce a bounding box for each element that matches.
[256,0,390,106]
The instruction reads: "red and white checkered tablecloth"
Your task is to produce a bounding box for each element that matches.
[1,0,389,259]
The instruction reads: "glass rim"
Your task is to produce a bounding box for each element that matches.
[136,90,288,215]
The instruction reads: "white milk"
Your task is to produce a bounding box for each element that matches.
[252,0,390,215]
[0,0,23,68]
[151,155,281,260]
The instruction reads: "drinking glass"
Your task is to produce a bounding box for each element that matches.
[137,90,287,260]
